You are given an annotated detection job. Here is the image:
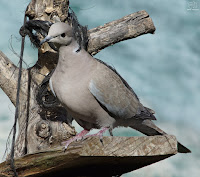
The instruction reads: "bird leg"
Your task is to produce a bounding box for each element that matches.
[84,127,109,143]
[62,129,89,150]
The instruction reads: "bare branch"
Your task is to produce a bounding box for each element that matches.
[0,51,18,104]
[88,10,156,55]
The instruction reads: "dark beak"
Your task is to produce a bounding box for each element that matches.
[40,35,53,45]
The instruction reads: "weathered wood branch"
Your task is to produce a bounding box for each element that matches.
[0,135,177,177]
[0,0,156,159]
[0,51,18,105]
[88,10,155,55]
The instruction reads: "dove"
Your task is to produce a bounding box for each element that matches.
[40,22,190,153]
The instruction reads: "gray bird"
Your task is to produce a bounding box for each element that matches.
[41,22,190,153]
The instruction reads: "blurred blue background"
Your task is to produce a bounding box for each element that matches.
[0,0,199,176]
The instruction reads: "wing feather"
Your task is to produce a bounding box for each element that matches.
[89,62,145,119]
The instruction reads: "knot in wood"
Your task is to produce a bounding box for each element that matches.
[41,123,46,129]
[36,121,51,139]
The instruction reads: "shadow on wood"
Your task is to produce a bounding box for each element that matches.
[0,135,178,177]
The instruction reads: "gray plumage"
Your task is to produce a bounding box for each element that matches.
[41,22,190,153]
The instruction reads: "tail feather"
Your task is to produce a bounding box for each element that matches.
[177,142,191,153]
[130,119,191,153]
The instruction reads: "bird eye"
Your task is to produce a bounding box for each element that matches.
[61,33,66,37]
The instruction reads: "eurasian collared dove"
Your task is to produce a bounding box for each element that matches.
[41,22,190,153]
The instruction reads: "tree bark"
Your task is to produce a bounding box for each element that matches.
[0,0,156,158]
[0,51,18,105]
[88,10,155,55]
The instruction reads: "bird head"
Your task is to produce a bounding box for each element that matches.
[40,22,73,46]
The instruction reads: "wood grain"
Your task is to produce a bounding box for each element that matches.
[0,135,177,177]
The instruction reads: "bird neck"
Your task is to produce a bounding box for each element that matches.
[57,40,93,71]
[59,39,80,54]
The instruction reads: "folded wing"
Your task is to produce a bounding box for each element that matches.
[89,61,156,120]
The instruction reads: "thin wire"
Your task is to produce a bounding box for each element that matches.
[10,15,27,177]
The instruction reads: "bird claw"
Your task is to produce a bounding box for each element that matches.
[62,127,109,151]
[100,138,104,145]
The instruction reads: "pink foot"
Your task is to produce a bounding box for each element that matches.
[62,129,89,150]
[84,127,109,141]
